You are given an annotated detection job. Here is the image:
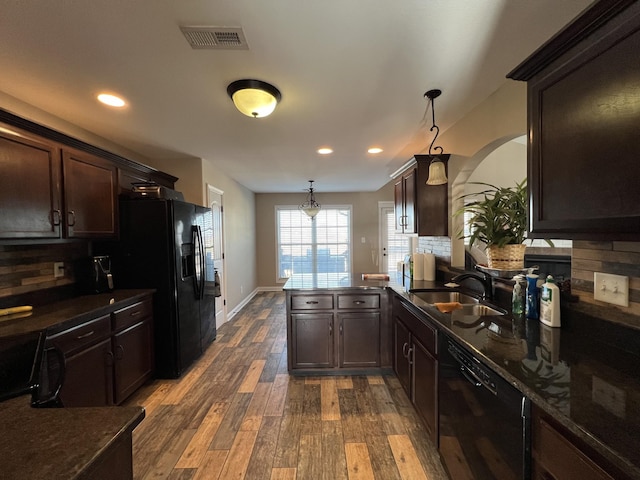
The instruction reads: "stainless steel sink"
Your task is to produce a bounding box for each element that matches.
[410,290,480,305]
[452,304,505,316]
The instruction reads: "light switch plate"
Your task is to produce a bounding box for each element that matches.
[593,272,629,307]
[54,262,65,278]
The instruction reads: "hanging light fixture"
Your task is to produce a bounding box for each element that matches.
[227,79,282,118]
[424,89,449,185]
[299,180,321,219]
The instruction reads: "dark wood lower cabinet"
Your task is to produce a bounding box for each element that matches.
[532,404,632,480]
[393,295,438,443]
[48,295,154,407]
[59,338,114,407]
[286,289,389,373]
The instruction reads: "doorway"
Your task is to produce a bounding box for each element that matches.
[378,201,409,275]
[207,184,227,327]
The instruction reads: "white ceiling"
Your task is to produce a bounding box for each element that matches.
[0,0,592,193]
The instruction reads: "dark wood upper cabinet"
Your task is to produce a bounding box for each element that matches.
[62,148,118,238]
[0,126,62,239]
[508,1,640,240]
[393,155,448,237]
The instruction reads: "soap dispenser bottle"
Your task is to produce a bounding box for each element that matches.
[525,273,540,319]
[540,275,561,327]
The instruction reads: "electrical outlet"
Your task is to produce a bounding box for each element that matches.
[54,262,65,278]
[593,272,629,307]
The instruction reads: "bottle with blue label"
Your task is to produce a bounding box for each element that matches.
[525,273,540,319]
[540,275,561,327]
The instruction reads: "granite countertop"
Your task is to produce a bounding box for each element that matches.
[0,289,155,339]
[0,395,144,479]
[390,283,640,480]
[283,272,400,290]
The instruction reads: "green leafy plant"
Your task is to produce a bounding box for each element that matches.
[455,179,528,249]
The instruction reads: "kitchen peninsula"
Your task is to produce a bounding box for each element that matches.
[284,274,640,479]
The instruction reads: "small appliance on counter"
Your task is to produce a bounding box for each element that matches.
[76,255,114,294]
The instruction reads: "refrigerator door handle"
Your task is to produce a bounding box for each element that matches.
[192,225,201,299]
[197,225,205,299]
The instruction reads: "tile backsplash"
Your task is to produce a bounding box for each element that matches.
[0,243,88,300]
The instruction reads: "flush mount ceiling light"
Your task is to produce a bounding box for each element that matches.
[368,147,383,154]
[227,79,281,118]
[299,180,321,219]
[317,147,333,155]
[424,89,449,186]
[97,93,126,108]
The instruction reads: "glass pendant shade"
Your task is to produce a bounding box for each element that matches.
[299,180,321,218]
[426,159,448,185]
[227,79,281,118]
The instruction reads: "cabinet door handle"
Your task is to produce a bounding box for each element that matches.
[339,324,343,335]
[402,342,409,358]
[105,350,114,366]
[76,330,94,340]
[51,209,61,226]
[407,347,413,365]
[329,323,333,335]
[67,210,76,226]
[115,344,124,360]
[306,301,319,305]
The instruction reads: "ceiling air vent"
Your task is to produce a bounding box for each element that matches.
[180,26,249,50]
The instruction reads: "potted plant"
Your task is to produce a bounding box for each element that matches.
[455,179,529,270]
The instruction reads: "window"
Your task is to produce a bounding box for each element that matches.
[277,206,351,282]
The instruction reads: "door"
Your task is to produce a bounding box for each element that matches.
[338,312,380,368]
[0,127,62,239]
[172,200,202,375]
[196,205,217,351]
[207,185,227,327]
[379,202,409,275]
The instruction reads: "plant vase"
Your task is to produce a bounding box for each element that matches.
[486,244,527,270]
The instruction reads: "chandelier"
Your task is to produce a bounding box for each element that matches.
[299,180,321,219]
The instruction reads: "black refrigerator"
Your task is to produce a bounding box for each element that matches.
[114,198,216,378]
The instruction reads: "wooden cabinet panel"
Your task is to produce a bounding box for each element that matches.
[394,318,412,395]
[291,313,334,368]
[412,337,438,443]
[47,314,111,356]
[59,338,113,407]
[113,299,153,332]
[508,2,640,239]
[337,293,380,309]
[290,294,334,310]
[0,126,62,239]
[393,156,448,236]
[62,149,117,238]
[338,312,380,368]
[113,321,153,404]
[531,404,629,480]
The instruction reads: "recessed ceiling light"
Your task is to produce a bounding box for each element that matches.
[317,147,333,155]
[97,93,126,108]
[368,147,383,154]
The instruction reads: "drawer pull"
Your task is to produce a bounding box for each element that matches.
[76,330,95,340]
[306,301,319,305]
[129,310,142,317]
[353,300,365,305]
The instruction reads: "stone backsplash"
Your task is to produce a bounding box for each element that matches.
[0,243,87,300]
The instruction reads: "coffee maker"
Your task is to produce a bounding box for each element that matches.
[79,255,114,293]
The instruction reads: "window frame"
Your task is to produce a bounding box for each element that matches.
[275,204,353,284]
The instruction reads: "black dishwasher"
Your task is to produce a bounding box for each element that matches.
[439,334,530,480]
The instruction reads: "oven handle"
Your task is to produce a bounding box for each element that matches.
[460,364,482,388]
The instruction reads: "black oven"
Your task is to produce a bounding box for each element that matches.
[439,334,530,479]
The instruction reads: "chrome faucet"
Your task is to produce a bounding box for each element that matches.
[450,272,493,300]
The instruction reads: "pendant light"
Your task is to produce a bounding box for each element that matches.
[424,89,448,185]
[299,180,321,219]
[227,79,282,118]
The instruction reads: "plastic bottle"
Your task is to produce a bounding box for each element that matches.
[540,275,561,327]
[525,273,540,319]
[511,274,526,315]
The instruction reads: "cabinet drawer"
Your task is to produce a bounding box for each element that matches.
[337,293,380,309]
[290,294,334,310]
[112,299,153,331]
[48,315,111,355]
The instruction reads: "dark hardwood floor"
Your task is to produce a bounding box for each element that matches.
[124,291,448,479]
